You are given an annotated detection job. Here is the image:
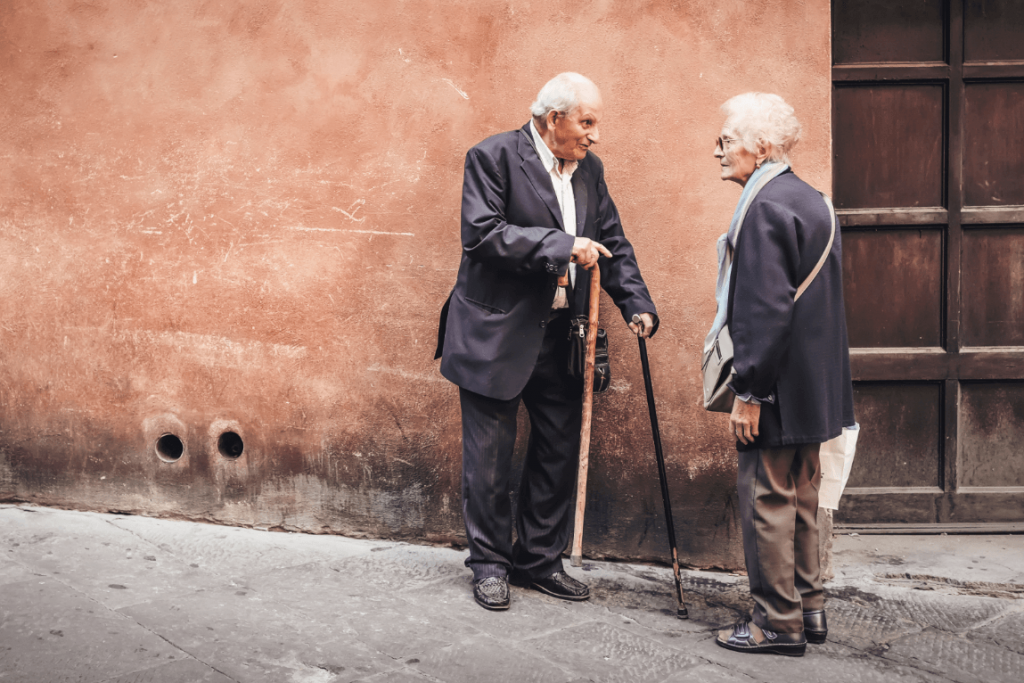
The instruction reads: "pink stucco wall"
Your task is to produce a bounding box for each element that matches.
[0,0,831,568]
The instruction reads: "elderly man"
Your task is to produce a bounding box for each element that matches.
[435,72,659,610]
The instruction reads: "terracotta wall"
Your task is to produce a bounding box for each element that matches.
[0,0,831,569]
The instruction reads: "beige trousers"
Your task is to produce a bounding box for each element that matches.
[737,443,824,633]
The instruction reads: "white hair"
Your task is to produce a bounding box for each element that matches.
[720,92,802,164]
[530,72,595,119]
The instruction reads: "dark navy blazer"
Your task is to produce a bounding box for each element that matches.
[435,123,658,401]
[727,170,856,450]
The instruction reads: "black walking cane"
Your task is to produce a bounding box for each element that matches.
[632,314,689,619]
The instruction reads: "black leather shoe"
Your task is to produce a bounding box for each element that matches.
[803,609,827,644]
[473,576,510,611]
[716,621,806,657]
[529,571,590,601]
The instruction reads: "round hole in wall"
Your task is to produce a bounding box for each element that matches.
[155,434,184,462]
[218,431,244,458]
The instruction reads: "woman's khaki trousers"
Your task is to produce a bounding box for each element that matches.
[737,443,824,633]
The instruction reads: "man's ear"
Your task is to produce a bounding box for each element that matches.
[545,110,559,130]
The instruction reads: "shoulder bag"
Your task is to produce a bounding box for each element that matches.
[702,192,838,412]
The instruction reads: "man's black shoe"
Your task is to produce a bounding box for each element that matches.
[473,576,510,611]
[529,570,590,601]
[803,609,827,644]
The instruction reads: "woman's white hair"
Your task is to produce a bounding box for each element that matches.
[721,92,802,164]
[530,72,594,118]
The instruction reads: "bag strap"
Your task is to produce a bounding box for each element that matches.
[725,164,789,269]
[794,192,837,302]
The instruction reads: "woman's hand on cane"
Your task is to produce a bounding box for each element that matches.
[730,397,760,445]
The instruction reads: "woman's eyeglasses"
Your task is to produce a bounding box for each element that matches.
[716,137,740,150]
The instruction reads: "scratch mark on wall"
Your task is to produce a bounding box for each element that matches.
[441,78,469,100]
[111,329,307,368]
[287,227,415,237]
[367,364,446,383]
[331,199,366,222]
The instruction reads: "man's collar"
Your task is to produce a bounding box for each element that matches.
[529,119,577,177]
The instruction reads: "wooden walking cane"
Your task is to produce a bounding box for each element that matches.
[570,263,602,568]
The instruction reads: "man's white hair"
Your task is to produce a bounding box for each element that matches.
[530,72,595,119]
[721,92,802,164]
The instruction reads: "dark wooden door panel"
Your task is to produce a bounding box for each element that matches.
[946,493,1024,523]
[962,228,1024,346]
[833,0,946,64]
[834,2,1024,528]
[834,85,945,209]
[842,229,944,348]
[964,0,1024,62]
[960,382,1024,487]
[963,82,1024,206]
[837,492,939,525]
[845,383,943,489]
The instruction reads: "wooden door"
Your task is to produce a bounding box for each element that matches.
[832,0,1024,530]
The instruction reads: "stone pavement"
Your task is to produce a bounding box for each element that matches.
[1,504,1022,683]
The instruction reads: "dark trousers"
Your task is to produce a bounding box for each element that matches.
[737,443,824,633]
[459,312,582,582]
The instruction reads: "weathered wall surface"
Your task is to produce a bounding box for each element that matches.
[0,0,831,569]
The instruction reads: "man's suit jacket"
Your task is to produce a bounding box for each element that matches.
[435,123,658,401]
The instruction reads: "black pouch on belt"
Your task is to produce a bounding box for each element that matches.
[567,317,610,393]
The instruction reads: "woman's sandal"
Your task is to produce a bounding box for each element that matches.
[716,620,807,657]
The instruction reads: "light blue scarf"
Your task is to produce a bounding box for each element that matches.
[703,161,789,353]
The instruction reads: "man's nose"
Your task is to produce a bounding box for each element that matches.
[588,127,600,144]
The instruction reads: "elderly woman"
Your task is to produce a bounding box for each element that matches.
[706,93,855,657]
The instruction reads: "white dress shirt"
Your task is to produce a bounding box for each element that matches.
[529,120,577,310]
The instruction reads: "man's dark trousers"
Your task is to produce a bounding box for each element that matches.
[459,311,582,582]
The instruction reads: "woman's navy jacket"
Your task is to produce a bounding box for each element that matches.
[727,170,856,450]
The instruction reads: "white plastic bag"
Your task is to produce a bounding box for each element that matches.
[818,423,860,510]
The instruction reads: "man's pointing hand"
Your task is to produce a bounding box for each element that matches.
[571,237,612,270]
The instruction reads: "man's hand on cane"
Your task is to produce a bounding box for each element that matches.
[571,237,611,269]
[629,312,655,339]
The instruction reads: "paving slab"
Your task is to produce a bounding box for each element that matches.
[661,662,760,683]
[0,552,36,587]
[582,562,747,633]
[523,619,705,683]
[0,506,227,610]
[410,634,575,683]
[106,513,377,574]
[882,630,1024,683]
[964,607,1024,655]
[833,534,1024,587]
[846,584,1013,633]
[334,595,475,660]
[353,667,441,683]
[118,590,401,683]
[402,579,593,643]
[307,543,469,598]
[0,577,186,683]
[823,597,925,650]
[3,505,1022,683]
[100,658,237,683]
[689,633,938,683]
